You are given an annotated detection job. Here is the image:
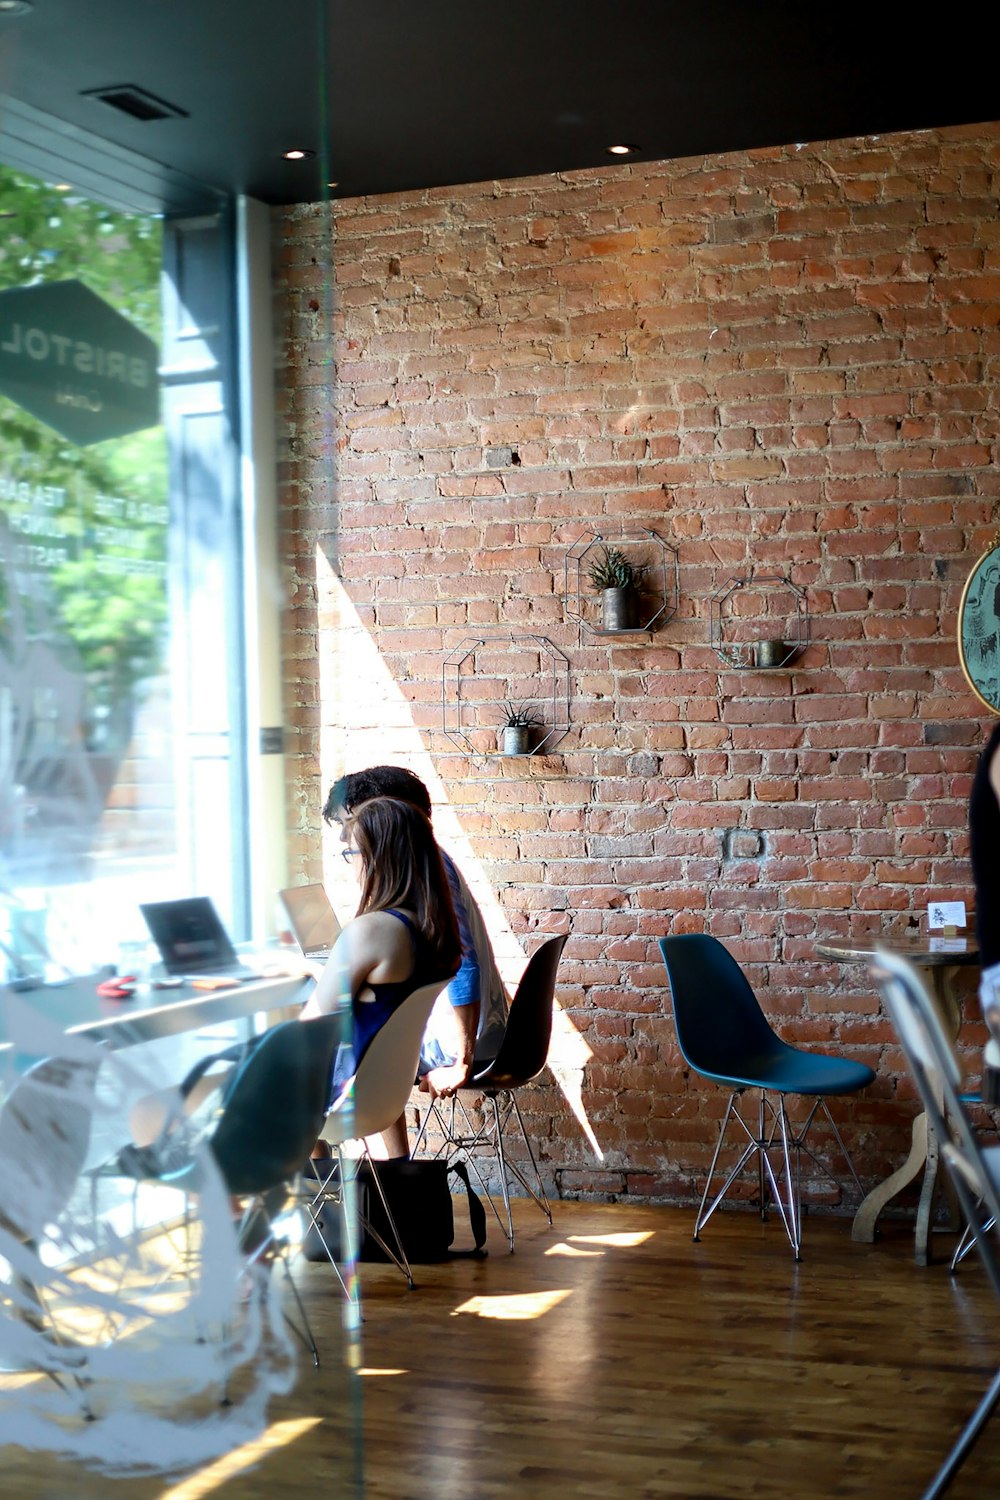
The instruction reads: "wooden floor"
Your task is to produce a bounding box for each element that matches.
[3,1200,1000,1498]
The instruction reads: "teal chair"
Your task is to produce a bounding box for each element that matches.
[659,933,874,1260]
[96,1012,343,1390]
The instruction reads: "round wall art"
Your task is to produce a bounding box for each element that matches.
[958,539,1000,713]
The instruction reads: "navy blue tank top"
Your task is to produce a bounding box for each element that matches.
[351,909,443,1066]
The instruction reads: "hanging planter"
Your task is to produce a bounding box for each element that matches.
[586,545,642,632]
[498,700,541,756]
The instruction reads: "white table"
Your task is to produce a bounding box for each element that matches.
[0,965,314,1052]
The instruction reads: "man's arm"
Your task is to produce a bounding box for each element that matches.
[420,1001,477,1098]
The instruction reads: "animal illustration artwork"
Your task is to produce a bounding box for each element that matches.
[961,548,1000,712]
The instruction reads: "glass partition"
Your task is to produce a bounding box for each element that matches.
[0,3,359,1490]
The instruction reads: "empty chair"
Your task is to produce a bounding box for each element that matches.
[872,945,1000,1500]
[659,933,874,1260]
[306,979,447,1291]
[413,932,567,1250]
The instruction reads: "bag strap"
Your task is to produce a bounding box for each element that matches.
[447,1159,488,1256]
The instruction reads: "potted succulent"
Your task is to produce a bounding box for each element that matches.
[587,544,643,630]
[499,700,542,756]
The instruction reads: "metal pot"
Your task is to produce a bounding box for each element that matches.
[502,724,532,756]
[755,639,786,668]
[602,586,637,631]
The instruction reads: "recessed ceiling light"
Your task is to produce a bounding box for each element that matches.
[281,148,315,161]
[606,143,640,156]
[0,1,33,15]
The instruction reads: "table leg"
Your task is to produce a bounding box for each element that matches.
[852,1110,928,1243]
[852,963,963,1259]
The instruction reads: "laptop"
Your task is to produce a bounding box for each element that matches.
[279,884,341,960]
[140,896,256,978]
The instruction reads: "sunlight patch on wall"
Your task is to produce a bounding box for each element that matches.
[315,552,601,1156]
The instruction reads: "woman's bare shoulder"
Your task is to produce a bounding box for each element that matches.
[344,909,415,950]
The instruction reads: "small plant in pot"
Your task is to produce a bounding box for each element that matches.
[587,544,644,630]
[499,700,542,756]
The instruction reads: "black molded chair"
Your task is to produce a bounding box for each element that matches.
[414,933,567,1250]
[872,946,1000,1500]
[659,933,874,1260]
[96,1012,343,1390]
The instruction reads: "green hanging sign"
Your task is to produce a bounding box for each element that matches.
[0,279,160,446]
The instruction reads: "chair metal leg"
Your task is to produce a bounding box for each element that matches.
[950,1210,997,1273]
[274,1247,320,1368]
[693,1089,867,1259]
[300,1158,358,1304]
[922,1365,1000,1500]
[496,1095,552,1234]
[359,1155,416,1288]
[414,1088,552,1251]
[758,1093,768,1220]
[695,1124,761,1238]
[490,1095,515,1249]
[774,1100,802,1260]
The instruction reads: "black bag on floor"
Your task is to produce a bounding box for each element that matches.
[361,1157,487,1263]
[302,1157,487,1264]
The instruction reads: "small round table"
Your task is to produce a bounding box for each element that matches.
[815,933,980,1264]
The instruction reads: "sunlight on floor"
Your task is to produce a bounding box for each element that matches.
[569,1231,653,1248]
[157,1417,321,1499]
[451,1288,571,1321]
[546,1228,654,1256]
[317,556,604,1160]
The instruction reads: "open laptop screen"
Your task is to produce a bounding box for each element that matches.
[279,884,341,960]
[140,896,243,975]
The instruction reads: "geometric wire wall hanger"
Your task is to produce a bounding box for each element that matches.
[709,573,810,669]
[563,526,679,637]
[441,634,571,756]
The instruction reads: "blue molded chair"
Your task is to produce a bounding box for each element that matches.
[659,933,875,1260]
[872,946,1000,1500]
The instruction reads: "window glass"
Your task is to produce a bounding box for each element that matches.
[0,166,181,980]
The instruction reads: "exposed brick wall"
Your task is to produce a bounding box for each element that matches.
[273,122,1000,1211]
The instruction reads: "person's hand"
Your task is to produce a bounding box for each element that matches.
[418,1062,469,1099]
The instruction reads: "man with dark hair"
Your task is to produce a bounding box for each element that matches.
[324,766,508,1098]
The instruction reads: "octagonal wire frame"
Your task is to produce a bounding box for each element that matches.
[709,573,810,669]
[441,634,571,757]
[563,526,679,637]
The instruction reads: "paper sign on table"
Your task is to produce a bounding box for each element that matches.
[927,900,967,930]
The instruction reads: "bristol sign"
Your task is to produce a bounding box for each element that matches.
[0,279,160,446]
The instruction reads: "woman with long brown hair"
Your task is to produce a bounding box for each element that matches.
[132,797,459,1163]
[300,796,461,1155]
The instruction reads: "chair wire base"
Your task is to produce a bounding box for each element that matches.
[694,1089,865,1261]
[303,1148,416,1293]
[415,1089,552,1251]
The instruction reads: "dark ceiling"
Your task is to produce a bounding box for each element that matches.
[0,1,998,210]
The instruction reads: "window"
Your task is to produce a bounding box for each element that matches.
[0,163,245,981]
